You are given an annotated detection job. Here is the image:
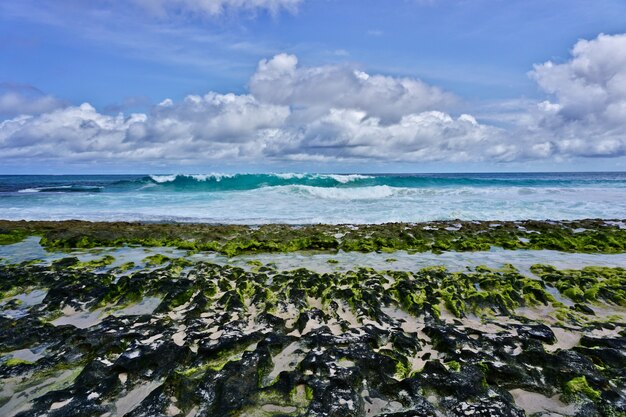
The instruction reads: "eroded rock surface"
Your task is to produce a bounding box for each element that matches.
[0,259,624,416]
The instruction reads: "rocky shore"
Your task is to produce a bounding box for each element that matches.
[1,219,626,255]
[0,220,625,416]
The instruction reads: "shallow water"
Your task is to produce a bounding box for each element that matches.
[203,248,626,275]
[3,347,47,363]
[0,237,187,269]
[3,238,626,275]
[0,288,48,319]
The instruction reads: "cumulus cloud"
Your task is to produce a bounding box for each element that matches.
[528,33,626,157]
[135,0,302,16]
[0,104,146,161]
[0,83,65,118]
[0,62,502,165]
[3,33,626,168]
[275,109,510,162]
[0,93,290,163]
[251,54,457,122]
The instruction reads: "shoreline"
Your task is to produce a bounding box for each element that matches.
[1,218,626,255]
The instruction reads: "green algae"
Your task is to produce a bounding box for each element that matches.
[1,256,625,415]
[563,376,602,402]
[2,219,626,256]
[112,261,135,272]
[143,254,171,266]
[73,254,116,270]
[0,230,27,246]
[445,360,461,372]
[531,265,626,306]
[235,388,308,417]
[4,358,34,367]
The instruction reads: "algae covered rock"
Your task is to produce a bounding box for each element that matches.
[0,256,625,416]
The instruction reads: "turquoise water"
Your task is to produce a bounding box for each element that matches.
[1,172,625,223]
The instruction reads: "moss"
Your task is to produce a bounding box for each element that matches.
[246,260,264,268]
[394,358,411,380]
[0,230,28,245]
[446,360,461,372]
[143,254,171,266]
[2,219,626,256]
[112,261,136,272]
[4,358,34,367]
[563,376,601,402]
[563,287,585,302]
[326,259,339,264]
[72,254,116,270]
[289,384,312,409]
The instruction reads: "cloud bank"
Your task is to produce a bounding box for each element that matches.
[2,33,626,168]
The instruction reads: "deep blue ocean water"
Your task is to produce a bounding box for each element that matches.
[0,172,625,224]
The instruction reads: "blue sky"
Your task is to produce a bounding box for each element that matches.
[1,0,626,173]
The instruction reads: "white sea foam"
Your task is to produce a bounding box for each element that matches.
[292,185,396,200]
[149,174,178,183]
[189,173,236,182]
[148,173,371,184]
[273,173,308,180]
[17,185,103,193]
[324,174,372,183]
[151,173,239,183]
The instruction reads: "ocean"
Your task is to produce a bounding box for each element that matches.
[0,172,625,224]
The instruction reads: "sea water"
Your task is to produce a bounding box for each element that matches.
[1,172,625,224]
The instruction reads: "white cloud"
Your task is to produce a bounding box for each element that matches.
[0,93,290,164]
[4,33,626,168]
[276,109,511,162]
[0,57,491,166]
[251,54,457,123]
[528,33,626,157]
[0,104,146,161]
[135,0,302,16]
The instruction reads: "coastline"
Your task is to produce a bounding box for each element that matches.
[1,218,626,255]
[0,219,625,416]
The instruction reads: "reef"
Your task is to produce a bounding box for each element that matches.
[1,219,626,256]
[0,255,625,416]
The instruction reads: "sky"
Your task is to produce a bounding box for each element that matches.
[1,0,626,173]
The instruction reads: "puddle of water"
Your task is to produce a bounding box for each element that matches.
[112,297,162,316]
[0,367,83,417]
[13,289,48,306]
[0,289,48,319]
[3,347,46,363]
[51,306,105,329]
